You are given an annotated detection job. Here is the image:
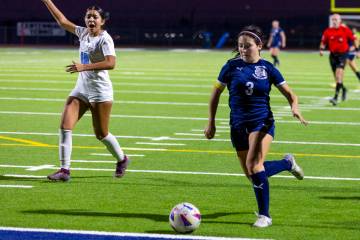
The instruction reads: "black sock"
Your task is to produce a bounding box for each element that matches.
[271,55,276,65]
[334,83,342,99]
[274,56,279,66]
[271,55,279,66]
[356,72,360,80]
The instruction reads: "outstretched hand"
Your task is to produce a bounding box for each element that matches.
[66,61,85,73]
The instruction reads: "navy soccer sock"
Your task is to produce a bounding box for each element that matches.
[251,171,270,218]
[264,159,292,177]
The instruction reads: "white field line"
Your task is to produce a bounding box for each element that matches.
[72,160,116,163]
[0,96,352,112]
[0,165,359,181]
[0,184,33,188]
[0,226,270,240]
[1,131,360,147]
[0,108,360,125]
[2,96,360,110]
[174,133,214,136]
[0,79,340,91]
[26,164,55,171]
[3,174,46,178]
[90,153,144,157]
[135,142,186,146]
[3,86,360,100]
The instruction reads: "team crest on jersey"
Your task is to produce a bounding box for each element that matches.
[252,66,267,80]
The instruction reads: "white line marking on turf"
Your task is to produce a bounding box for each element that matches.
[0,185,33,188]
[72,160,116,163]
[26,165,55,171]
[0,226,270,240]
[1,131,360,147]
[2,111,360,124]
[3,174,46,179]
[90,153,145,157]
[0,165,359,181]
[135,142,186,146]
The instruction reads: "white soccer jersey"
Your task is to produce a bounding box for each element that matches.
[70,26,116,103]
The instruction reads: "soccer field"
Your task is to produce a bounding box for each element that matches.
[0,47,359,240]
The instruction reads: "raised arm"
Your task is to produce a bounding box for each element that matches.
[41,0,76,34]
[204,83,225,139]
[277,83,308,125]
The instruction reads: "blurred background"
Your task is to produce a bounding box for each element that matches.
[1,0,359,48]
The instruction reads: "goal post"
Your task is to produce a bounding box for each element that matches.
[330,0,360,13]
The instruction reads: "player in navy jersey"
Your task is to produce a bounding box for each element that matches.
[204,25,307,228]
[267,20,286,67]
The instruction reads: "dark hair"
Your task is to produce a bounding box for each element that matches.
[86,5,110,21]
[233,25,264,57]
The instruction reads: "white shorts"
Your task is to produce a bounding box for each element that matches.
[69,78,113,103]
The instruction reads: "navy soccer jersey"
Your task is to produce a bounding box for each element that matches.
[270,27,284,47]
[218,58,285,128]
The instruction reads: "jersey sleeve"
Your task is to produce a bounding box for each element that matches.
[102,35,116,57]
[269,65,286,86]
[321,29,329,45]
[217,61,231,86]
[75,26,86,38]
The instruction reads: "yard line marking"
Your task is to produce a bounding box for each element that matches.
[0,165,359,181]
[0,135,50,147]
[0,79,344,91]
[1,131,360,147]
[0,185,33,188]
[3,174,46,179]
[174,133,215,136]
[90,153,145,157]
[1,111,360,124]
[72,160,116,163]
[135,142,186,146]
[0,227,270,240]
[4,86,360,100]
[26,165,55,171]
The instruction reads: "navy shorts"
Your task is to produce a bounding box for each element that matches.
[347,52,356,61]
[230,119,275,151]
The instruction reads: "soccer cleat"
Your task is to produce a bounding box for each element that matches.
[114,155,129,178]
[341,87,347,101]
[253,214,272,228]
[284,154,304,180]
[47,168,70,181]
[329,98,337,106]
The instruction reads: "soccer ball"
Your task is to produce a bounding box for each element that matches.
[169,202,201,233]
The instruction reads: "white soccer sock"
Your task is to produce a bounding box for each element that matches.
[101,133,125,162]
[59,129,72,170]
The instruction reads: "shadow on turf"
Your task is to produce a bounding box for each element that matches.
[22,209,251,224]
[319,196,360,201]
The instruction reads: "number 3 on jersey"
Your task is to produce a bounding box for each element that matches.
[245,81,254,95]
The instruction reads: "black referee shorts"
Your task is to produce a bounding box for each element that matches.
[329,52,347,73]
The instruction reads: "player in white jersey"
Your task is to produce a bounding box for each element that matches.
[41,0,129,181]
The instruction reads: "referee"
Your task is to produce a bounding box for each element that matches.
[320,14,355,106]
